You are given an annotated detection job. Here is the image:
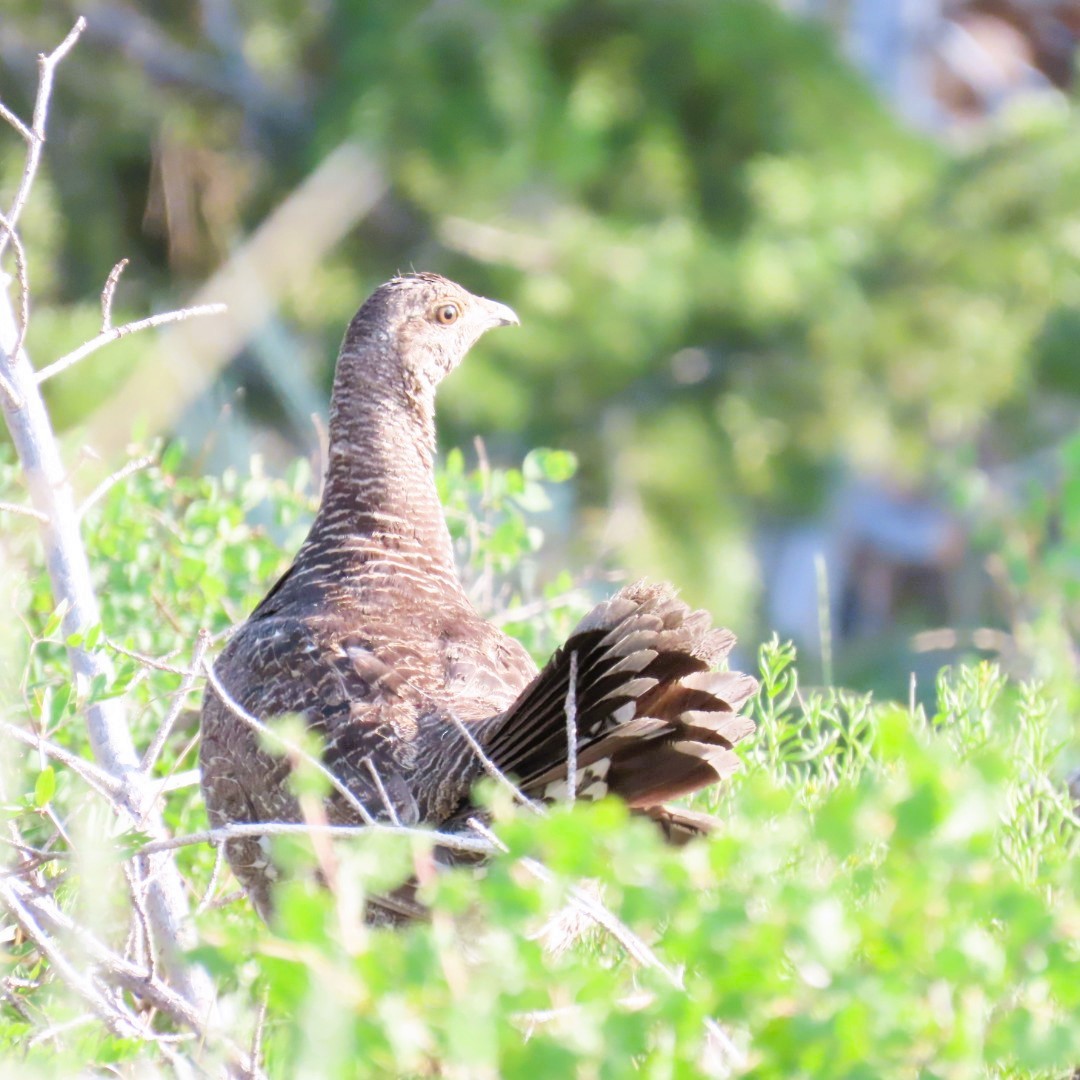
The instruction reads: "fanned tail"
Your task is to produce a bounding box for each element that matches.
[481,581,758,835]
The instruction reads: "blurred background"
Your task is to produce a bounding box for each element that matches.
[3,0,1080,699]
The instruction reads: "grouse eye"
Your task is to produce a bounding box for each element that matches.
[434,302,460,326]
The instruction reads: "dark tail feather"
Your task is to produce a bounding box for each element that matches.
[482,581,757,832]
[644,804,724,845]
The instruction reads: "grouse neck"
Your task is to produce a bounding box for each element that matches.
[305,360,461,586]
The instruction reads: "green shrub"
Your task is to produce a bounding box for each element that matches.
[1,447,1077,1077]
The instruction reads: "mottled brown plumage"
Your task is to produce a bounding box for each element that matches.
[199,273,758,921]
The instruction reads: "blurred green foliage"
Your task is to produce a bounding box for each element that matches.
[5,1,1080,636]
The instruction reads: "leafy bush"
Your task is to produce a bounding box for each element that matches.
[2,447,1078,1077]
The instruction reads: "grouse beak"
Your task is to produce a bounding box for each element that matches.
[480,298,520,328]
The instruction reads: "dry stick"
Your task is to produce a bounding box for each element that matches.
[139,730,201,832]
[195,844,227,916]
[0,18,86,262]
[444,709,544,816]
[156,767,201,793]
[103,638,194,677]
[135,821,496,860]
[141,630,210,774]
[0,212,30,358]
[27,1013,98,1048]
[35,304,227,385]
[489,586,588,627]
[249,990,269,1080]
[0,498,48,523]
[0,721,122,800]
[100,258,128,330]
[564,650,579,803]
[0,18,215,1021]
[363,755,403,826]
[0,879,143,1040]
[0,99,32,143]
[78,453,155,520]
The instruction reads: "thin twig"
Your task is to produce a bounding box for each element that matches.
[103,638,194,677]
[0,214,30,357]
[100,258,128,330]
[27,1012,97,1047]
[135,821,496,860]
[0,498,48,523]
[123,862,155,979]
[249,989,269,1079]
[0,878,143,1039]
[195,843,227,916]
[141,630,210,774]
[565,650,579,803]
[156,767,201,793]
[35,303,227,384]
[78,453,155,519]
[490,591,585,627]
[0,18,87,263]
[0,836,67,863]
[0,721,122,799]
[139,727,201,832]
[363,755,402,826]
[0,100,32,143]
[444,709,544,815]
[1,875,264,1076]
[0,369,20,409]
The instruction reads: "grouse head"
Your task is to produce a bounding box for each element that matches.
[344,272,519,395]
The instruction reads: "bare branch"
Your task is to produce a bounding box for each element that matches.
[0,216,30,357]
[139,631,207,776]
[0,720,122,800]
[0,875,264,1077]
[444,709,544,816]
[0,498,48,523]
[0,18,216,1021]
[195,843,227,916]
[249,988,269,1079]
[103,638,194,677]
[0,100,32,143]
[139,728,200,830]
[35,303,227,385]
[0,878,143,1039]
[0,369,20,409]
[564,650,579,803]
[100,258,128,331]
[363,755,403,826]
[78,453,155,519]
[135,821,497,860]
[156,767,201,793]
[27,1013,98,1048]
[0,18,87,263]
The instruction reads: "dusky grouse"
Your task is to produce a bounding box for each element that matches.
[200,272,758,921]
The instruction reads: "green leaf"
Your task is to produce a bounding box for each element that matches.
[33,767,56,808]
[42,600,69,640]
[49,682,72,726]
[523,448,578,484]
